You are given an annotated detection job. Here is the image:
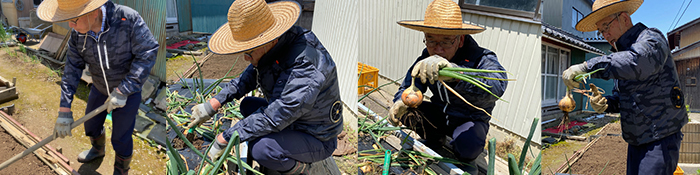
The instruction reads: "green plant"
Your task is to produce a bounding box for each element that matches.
[19,44,25,54]
[487,118,541,175]
[0,22,8,42]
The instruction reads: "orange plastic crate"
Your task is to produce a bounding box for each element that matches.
[358,62,379,95]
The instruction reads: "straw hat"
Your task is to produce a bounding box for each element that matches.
[209,0,300,55]
[397,0,485,35]
[37,0,108,22]
[575,0,643,32]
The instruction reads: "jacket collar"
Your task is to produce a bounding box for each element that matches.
[452,35,487,68]
[256,26,305,69]
[612,22,647,52]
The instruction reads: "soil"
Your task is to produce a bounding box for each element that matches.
[0,127,57,174]
[172,136,205,150]
[197,54,250,80]
[566,123,626,174]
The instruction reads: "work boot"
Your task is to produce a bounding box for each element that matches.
[77,133,106,163]
[280,161,310,175]
[114,154,132,175]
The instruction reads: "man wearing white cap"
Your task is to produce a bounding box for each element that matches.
[185,0,342,174]
[38,0,159,174]
[563,0,687,174]
[388,0,508,173]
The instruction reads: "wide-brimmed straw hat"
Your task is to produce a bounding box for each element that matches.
[397,0,485,35]
[37,0,108,22]
[575,0,643,32]
[209,0,300,55]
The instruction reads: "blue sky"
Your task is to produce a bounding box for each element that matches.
[630,0,700,35]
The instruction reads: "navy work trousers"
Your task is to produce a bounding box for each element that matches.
[627,131,683,175]
[83,85,140,157]
[400,101,489,162]
[235,97,337,172]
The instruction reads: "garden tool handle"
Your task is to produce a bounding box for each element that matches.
[0,104,107,170]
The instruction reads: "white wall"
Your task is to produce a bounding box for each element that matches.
[311,0,359,114]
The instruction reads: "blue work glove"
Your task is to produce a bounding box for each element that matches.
[106,90,127,112]
[54,111,74,139]
[186,101,216,129]
[562,62,588,89]
[411,55,457,84]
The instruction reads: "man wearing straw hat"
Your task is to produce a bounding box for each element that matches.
[38,0,159,174]
[185,0,342,174]
[562,0,687,174]
[387,0,508,173]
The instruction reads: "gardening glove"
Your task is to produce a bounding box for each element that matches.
[388,101,408,126]
[208,134,229,161]
[54,111,74,139]
[106,89,127,113]
[411,55,457,84]
[562,62,588,90]
[186,101,216,129]
[589,85,608,113]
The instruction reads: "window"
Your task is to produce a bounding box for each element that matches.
[459,0,540,19]
[542,44,570,106]
[572,8,584,30]
[687,77,697,87]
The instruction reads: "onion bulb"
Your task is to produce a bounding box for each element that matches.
[558,89,575,112]
[401,78,423,108]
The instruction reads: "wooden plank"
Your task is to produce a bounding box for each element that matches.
[182,52,213,79]
[38,32,65,54]
[0,111,73,174]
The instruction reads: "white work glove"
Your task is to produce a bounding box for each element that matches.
[106,90,127,112]
[187,101,217,129]
[208,134,229,161]
[562,62,588,90]
[590,85,608,113]
[411,55,456,84]
[54,111,74,139]
[388,101,409,126]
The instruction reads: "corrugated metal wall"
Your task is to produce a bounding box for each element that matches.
[356,0,542,141]
[113,0,167,82]
[190,0,234,34]
[462,13,542,142]
[176,0,191,32]
[311,0,358,113]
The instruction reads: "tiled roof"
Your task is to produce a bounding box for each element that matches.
[542,23,605,55]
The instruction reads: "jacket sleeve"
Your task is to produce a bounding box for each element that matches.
[604,88,621,113]
[60,33,86,108]
[213,65,258,104]
[117,15,158,96]
[587,30,670,81]
[223,60,323,142]
[441,53,507,107]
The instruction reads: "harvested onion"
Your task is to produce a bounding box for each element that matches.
[402,78,423,108]
[558,88,576,112]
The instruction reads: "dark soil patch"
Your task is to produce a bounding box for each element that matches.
[197,54,249,79]
[172,136,206,150]
[567,123,626,174]
[0,127,57,174]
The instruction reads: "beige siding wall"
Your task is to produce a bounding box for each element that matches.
[681,24,700,48]
[679,47,700,60]
[311,0,358,113]
[357,0,542,141]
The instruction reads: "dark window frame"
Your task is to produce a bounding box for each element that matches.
[687,77,697,87]
[458,0,541,19]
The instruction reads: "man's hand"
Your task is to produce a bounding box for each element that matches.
[187,101,217,129]
[388,101,409,126]
[54,111,74,139]
[411,55,456,84]
[208,134,230,161]
[589,84,608,113]
[106,89,127,112]
[562,62,588,89]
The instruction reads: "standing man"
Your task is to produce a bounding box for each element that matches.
[388,0,508,173]
[39,0,159,174]
[563,0,687,174]
[186,0,343,174]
